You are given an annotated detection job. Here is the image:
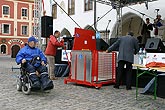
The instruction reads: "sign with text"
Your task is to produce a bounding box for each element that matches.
[146,53,165,64]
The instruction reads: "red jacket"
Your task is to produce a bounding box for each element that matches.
[45,35,64,56]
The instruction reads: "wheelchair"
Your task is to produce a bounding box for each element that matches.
[16,63,54,95]
[16,63,33,95]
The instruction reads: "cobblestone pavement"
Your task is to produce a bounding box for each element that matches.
[0,55,165,110]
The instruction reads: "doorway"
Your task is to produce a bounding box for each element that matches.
[0,45,6,54]
[11,45,20,58]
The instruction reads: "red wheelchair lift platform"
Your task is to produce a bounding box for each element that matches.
[64,28,116,88]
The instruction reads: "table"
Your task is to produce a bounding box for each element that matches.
[132,64,165,100]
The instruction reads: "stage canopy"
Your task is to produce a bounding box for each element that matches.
[96,0,157,6]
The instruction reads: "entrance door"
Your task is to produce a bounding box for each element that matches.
[1,45,6,54]
[11,45,20,58]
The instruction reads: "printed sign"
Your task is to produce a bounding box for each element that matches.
[146,53,165,64]
[61,50,71,62]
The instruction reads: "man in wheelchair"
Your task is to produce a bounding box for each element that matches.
[16,36,54,91]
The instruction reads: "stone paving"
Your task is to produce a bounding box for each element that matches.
[0,55,165,110]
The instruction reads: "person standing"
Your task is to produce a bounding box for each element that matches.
[153,14,164,39]
[45,30,64,80]
[141,18,153,45]
[106,32,139,90]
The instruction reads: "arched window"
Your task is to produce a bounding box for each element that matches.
[1,45,6,54]
[61,28,72,37]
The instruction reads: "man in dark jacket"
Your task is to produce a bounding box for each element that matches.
[16,36,53,90]
[141,18,153,44]
[106,32,139,90]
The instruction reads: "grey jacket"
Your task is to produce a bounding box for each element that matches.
[107,35,139,63]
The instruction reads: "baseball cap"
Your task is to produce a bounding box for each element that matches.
[28,36,38,43]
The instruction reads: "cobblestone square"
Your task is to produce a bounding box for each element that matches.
[0,55,165,110]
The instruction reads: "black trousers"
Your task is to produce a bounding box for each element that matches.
[116,60,133,88]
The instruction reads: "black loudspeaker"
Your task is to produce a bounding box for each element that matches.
[55,49,67,64]
[41,16,53,37]
[145,38,165,53]
[96,38,109,51]
[157,74,165,98]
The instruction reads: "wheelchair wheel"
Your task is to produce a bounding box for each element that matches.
[22,83,31,95]
[16,78,22,91]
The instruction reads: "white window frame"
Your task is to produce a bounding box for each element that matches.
[2,23,11,34]
[2,5,10,15]
[21,8,28,17]
[21,25,28,35]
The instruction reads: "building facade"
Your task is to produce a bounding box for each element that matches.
[0,0,34,57]
[44,0,165,43]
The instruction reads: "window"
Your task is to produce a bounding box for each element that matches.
[22,8,28,17]
[84,0,93,11]
[22,26,28,35]
[3,6,9,15]
[2,24,10,34]
[68,0,75,15]
[52,4,57,19]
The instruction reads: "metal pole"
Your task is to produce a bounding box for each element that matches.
[38,0,42,49]
[34,0,42,49]
[116,0,122,37]
[94,0,97,32]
